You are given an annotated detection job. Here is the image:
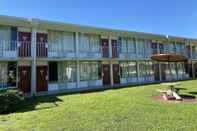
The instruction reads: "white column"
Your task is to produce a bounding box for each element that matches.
[76,60,80,88]
[159,63,162,81]
[75,32,80,88]
[110,60,114,86]
[136,61,140,82]
[109,36,112,58]
[190,43,193,59]
[31,27,37,95]
[75,32,79,57]
[135,38,138,59]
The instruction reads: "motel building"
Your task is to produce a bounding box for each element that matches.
[0,15,196,96]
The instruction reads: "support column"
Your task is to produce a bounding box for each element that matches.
[110,60,114,86]
[135,38,138,59]
[75,32,79,57]
[190,44,193,59]
[136,61,140,82]
[75,32,80,88]
[76,60,80,88]
[190,43,195,78]
[109,36,112,58]
[31,26,37,95]
[159,63,162,81]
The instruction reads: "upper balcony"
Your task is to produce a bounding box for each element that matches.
[151,43,190,59]
[0,40,31,59]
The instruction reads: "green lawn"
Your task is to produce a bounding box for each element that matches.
[1,80,197,131]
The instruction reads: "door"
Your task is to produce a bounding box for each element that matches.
[102,64,110,85]
[37,33,48,57]
[153,63,160,81]
[113,64,120,84]
[18,32,31,57]
[101,39,109,57]
[36,66,48,92]
[112,40,118,58]
[18,66,31,93]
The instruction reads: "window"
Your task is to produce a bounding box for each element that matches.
[121,39,127,53]
[80,62,90,81]
[62,32,75,52]
[0,26,11,50]
[128,62,137,77]
[49,62,58,82]
[80,62,101,81]
[137,40,145,55]
[138,61,146,77]
[48,30,75,52]
[120,62,128,78]
[90,35,100,52]
[64,62,77,82]
[127,39,136,53]
[120,38,136,54]
[79,33,100,53]
[0,63,7,88]
[146,61,154,76]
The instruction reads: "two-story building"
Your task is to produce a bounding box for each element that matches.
[0,15,196,96]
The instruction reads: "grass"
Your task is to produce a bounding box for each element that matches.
[1,80,197,131]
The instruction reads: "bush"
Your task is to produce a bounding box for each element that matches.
[0,89,24,114]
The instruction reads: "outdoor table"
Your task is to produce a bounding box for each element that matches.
[157,82,182,100]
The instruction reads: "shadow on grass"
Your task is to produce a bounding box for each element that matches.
[17,96,63,113]
[188,91,197,95]
[180,94,196,99]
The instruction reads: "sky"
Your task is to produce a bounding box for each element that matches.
[0,0,197,38]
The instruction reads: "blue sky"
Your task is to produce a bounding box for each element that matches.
[0,0,197,38]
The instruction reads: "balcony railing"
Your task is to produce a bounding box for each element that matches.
[0,40,193,59]
[47,43,76,58]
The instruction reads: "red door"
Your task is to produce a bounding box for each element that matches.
[101,39,109,57]
[18,32,31,57]
[37,33,48,57]
[18,66,31,93]
[36,66,48,92]
[112,40,118,58]
[113,64,120,84]
[102,64,110,85]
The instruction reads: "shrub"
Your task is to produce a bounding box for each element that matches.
[0,89,24,114]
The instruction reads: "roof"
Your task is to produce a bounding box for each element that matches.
[0,15,196,43]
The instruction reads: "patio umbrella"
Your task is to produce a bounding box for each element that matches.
[151,53,188,80]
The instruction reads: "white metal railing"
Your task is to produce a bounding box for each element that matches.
[37,42,48,57]
[0,40,17,58]
[48,42,75,58]
[18,41,31,57]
